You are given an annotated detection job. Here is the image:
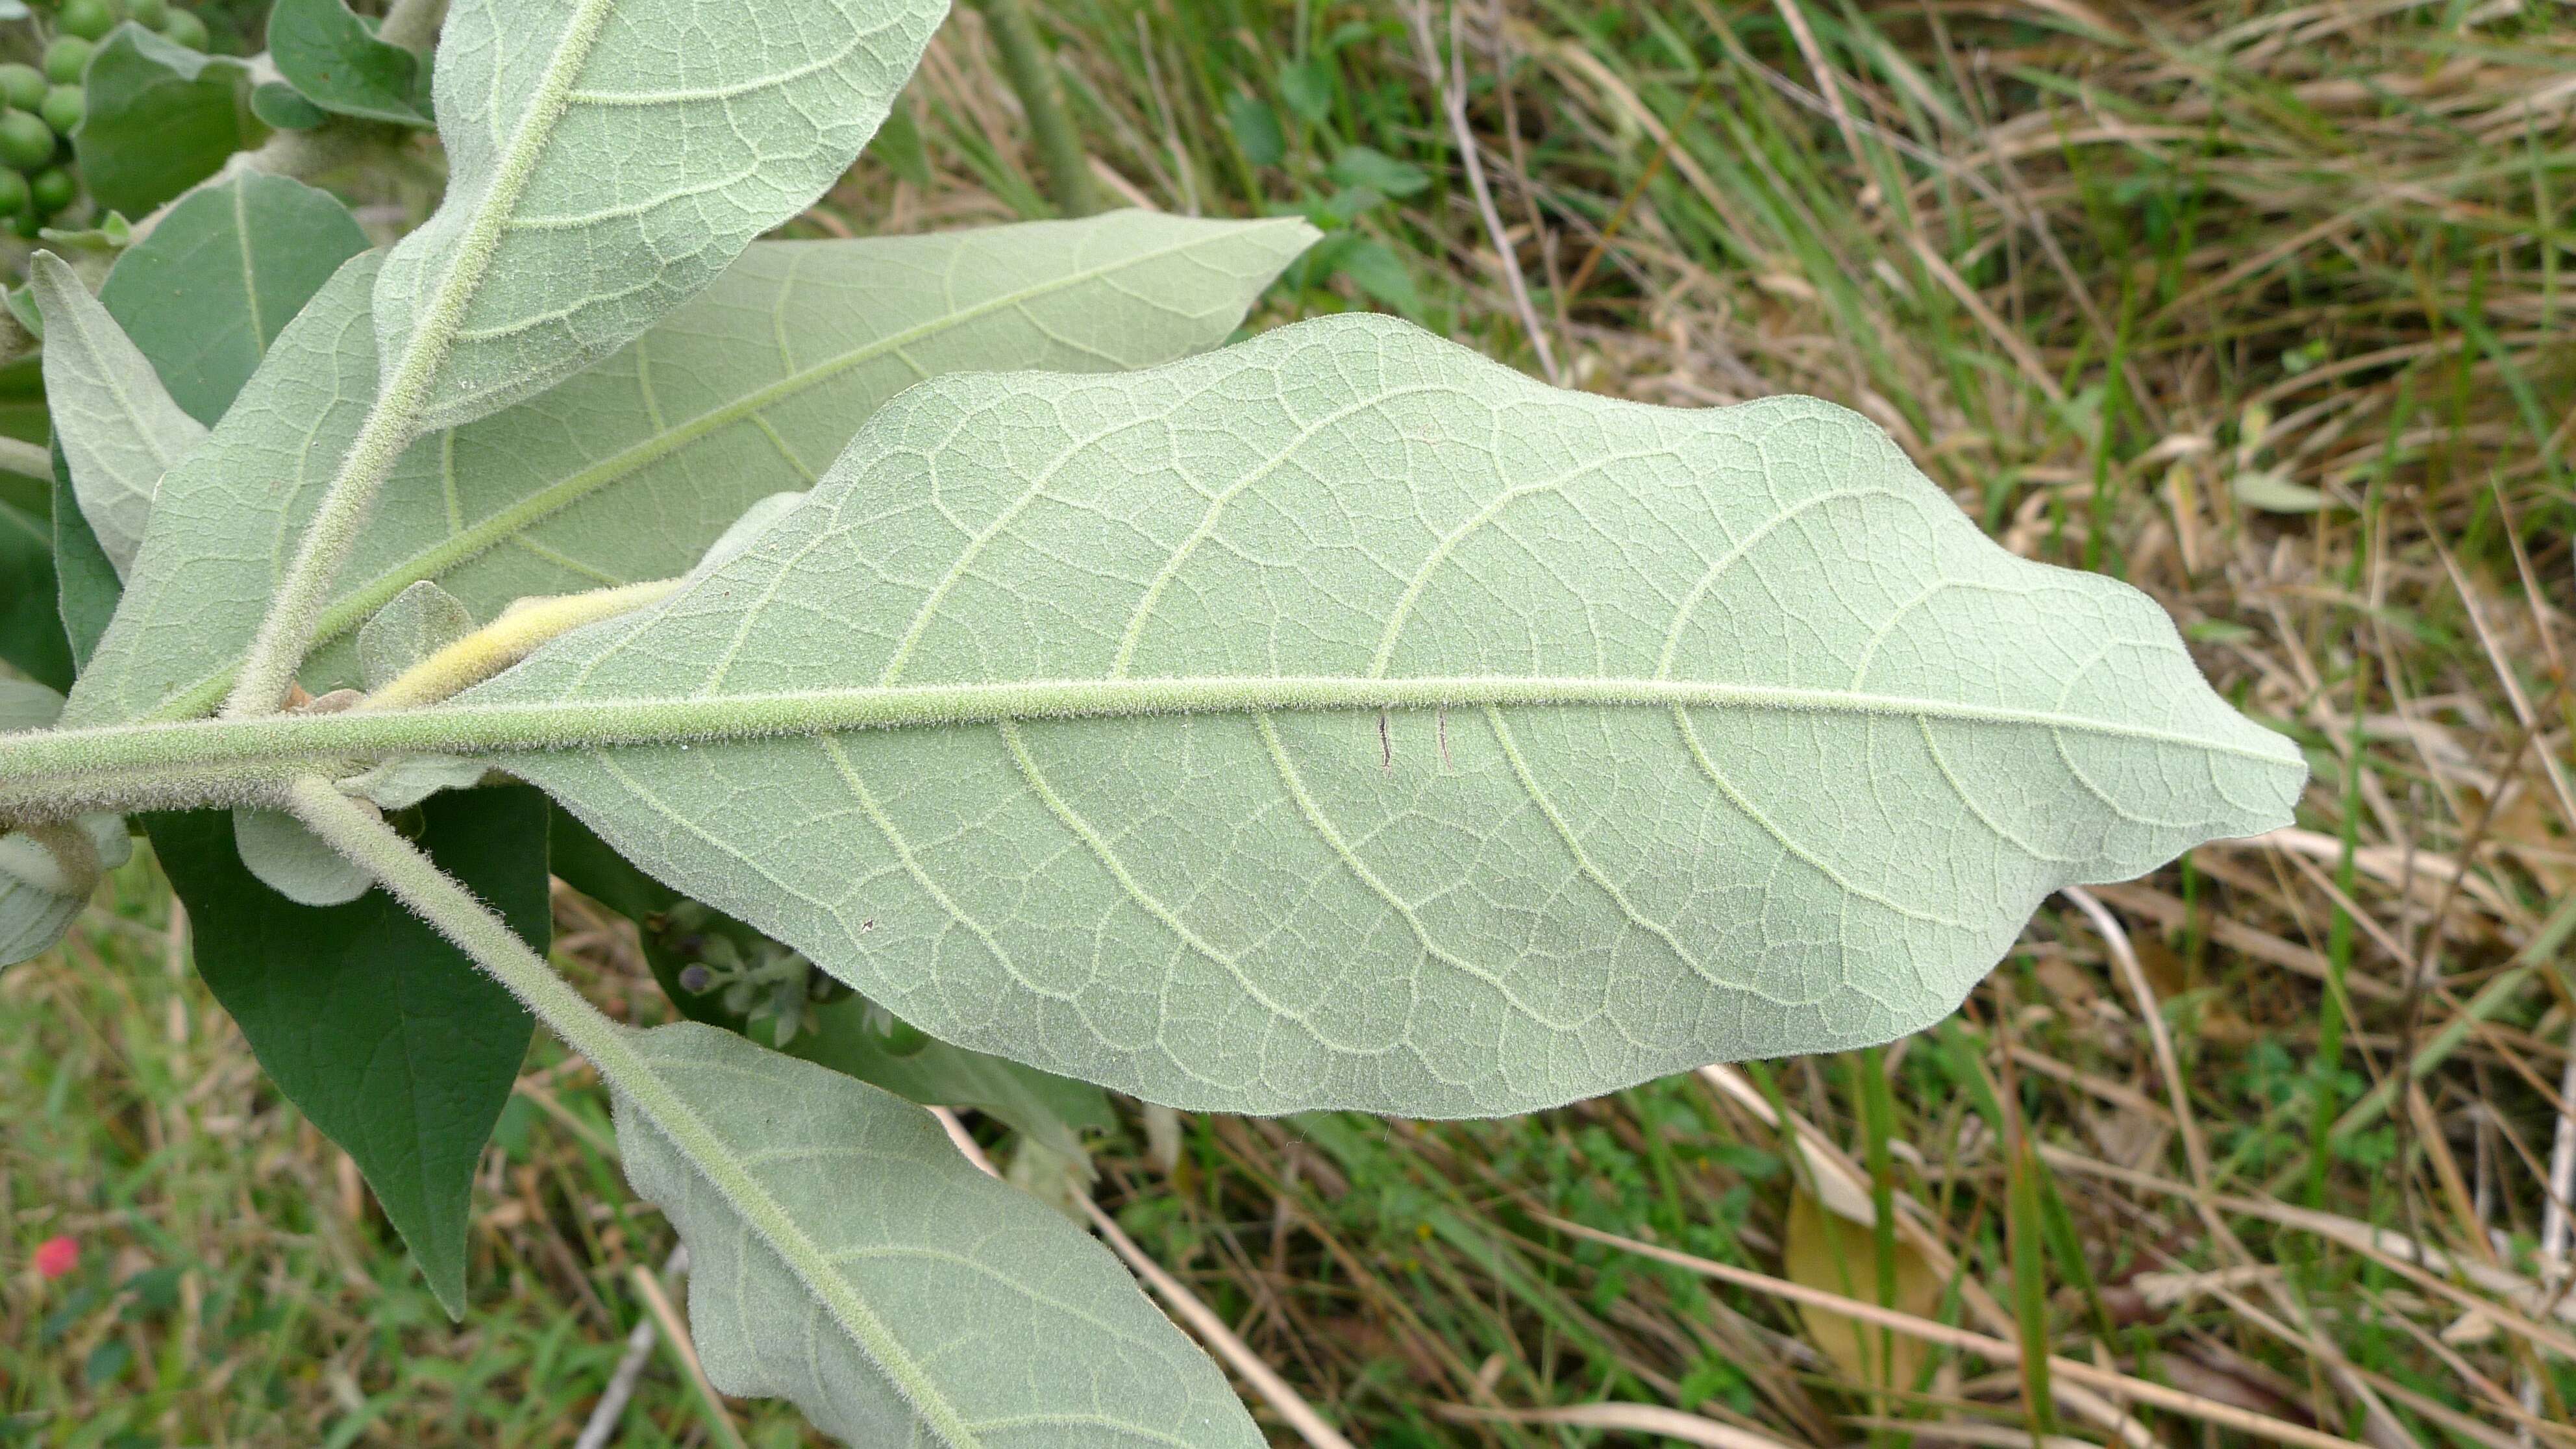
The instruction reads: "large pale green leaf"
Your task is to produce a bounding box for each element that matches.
[68,213,1313,726]
[476,316,2307,1116]
[615,1021,1261,1447]
[375,0,949,431]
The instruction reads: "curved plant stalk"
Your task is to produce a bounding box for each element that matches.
[277,774,991,1444]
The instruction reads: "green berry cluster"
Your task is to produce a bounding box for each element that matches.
[4,0,214,234]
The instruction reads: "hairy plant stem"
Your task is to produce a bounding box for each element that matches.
[280,776,985,1446]
[221,0,622,719]
[223,390,432,717]
[972,0,1097,216]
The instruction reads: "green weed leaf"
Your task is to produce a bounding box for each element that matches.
[268,0,432,127]
[613,1020,1262,1447]
[150,786,549,1317]
[0,497,73,690]
[479,315,2306,1115]
[97,174,373,426]
[73,25,264,217]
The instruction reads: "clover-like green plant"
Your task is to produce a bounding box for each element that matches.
[0,1,2306,1441]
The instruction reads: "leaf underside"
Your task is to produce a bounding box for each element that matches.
[376,0,952,430]
[616,1021,1263,1448]
[549,809,1115,1156]
[68,212,1313,728]
[30,253,210,578]
[479,314,2307,1117]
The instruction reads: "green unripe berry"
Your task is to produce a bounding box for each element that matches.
[30,167,75,216]
[10,209,40,239]
[40,86,81,136]
[158,10,208,51]
[0,112,53,171]
[0,169,29,219]
[130,0,171,25]
[56,0,116,43]
[43,38,92,86]
[0,65,46,114]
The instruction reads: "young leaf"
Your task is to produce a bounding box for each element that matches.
[0,812,130,967]
[232,804,373,906]
[29,253,210,577]
[357,580,476,691]
[0,680,127,967]
[473,316,2308,1116]
[373,0,950,431]
[72,213,1314,725]
[268,0,432,127]
[148,787,549,1316]
[72,25,265,217]
[614,1021,1263,1448]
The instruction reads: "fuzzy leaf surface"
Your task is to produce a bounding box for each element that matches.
[614,1021,1261,1447]
[549,809,1111,1155]
[29,254,209,578]
[69,214,1311,726]
[481,316,2307,1115]
[54,176,371,672]
[375,0,949,430]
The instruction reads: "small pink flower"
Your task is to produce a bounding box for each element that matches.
[32,1235,77,1280]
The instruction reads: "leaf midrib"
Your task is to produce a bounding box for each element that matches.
[16,674,2307,788]
[142,229,1285,724]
